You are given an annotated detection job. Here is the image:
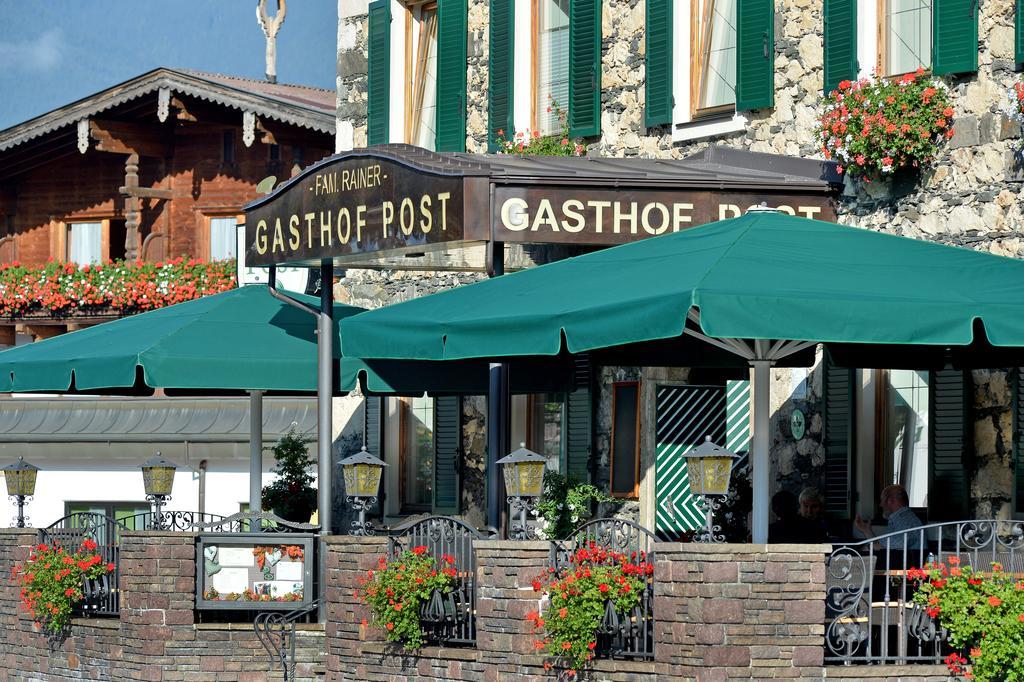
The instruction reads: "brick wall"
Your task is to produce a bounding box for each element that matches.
[0,529,324,682]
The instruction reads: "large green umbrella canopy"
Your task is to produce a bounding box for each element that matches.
[0,285,365,393]
[341,211,1024,362]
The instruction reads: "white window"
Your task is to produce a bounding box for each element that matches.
[880,369,929,508]
[209,217,237,261]
[535,0,570,135]
[401,396,435,509]
[407,2,438,148]
[882,0,932,76]
[670,0,747,142]
[68,222,102,265]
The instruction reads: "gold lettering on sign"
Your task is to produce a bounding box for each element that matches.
[501,198,529,231]
[272,218,285,253]
[382,201,394,238]
[419,195,433,233]
[532,199,559,232]
[437,192,450,231]
[562,200,585,233]
[642,202,669,235]
[400,198,415,236]
[288,215,301,251]
[673,203,693,232]
[255,220,268,254]
[338,208,351,244]
[589,201,611,233]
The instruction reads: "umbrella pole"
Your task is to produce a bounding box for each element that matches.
[318,261,334,534]
[750,360,772,544]
[249,390,264,512]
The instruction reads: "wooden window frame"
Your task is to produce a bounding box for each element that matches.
[689,0,737,120]
[872,368,930,517]
[59,218,112,265]
[403,0,439,145]
[399,395,434,512]
[526,392,567,472]
[198,212,243,262]
[610,381,642,499]
[876,0,933,78]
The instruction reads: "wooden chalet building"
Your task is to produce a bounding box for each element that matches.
[0,67,334,341]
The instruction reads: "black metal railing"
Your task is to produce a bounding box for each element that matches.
[825,519,1024,666]
[550,518,656,661]
[388,516,488,647]
[118,510,230,532]
[39,512,127,617]
[255,598,322,681]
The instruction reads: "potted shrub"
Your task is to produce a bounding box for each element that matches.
[910,557,1024,681]
[533,472,612,540]
[356,545,458,650]
[817,68,954,182]
[261,425,317,523]
[528,542,653,675]
[13,538,114,636]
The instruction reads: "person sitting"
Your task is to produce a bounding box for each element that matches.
[768,489,827,543]
[797,487,830,541]
[853,484,923,552]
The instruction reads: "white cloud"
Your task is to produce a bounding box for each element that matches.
[0,28,64,72]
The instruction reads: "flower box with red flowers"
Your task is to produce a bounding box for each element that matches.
[910,557,1024,681]
[0,258,236,319]
[356,545,459,650]
[13,538,115,635]
[817,68,954,182]
[528,542,653,674]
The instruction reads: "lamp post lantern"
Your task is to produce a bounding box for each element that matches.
[140,453,177,530]
[497,443,547,540]
[684,436,739,543]
[339,446,387,535]
[2,457,39,528]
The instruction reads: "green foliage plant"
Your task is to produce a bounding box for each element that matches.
[817,68,954,182]
[261,425,317,522]
[910,557,1024,681]
[534,471,613,540]
[527,542,653,674]
[14,538,114,635]
[493,100,585,156]
[357,546,457,649]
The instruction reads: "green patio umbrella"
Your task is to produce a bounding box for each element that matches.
[340,210,1024,542]
[0,285,364,393]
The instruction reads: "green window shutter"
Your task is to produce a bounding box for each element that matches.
[364,396,384,516]
[1015,369,1024,514]
[1017,1,1024,64]
[565,354,593,483]
[433,395,462,514]
[436,0,468,152]
[823,0,857,96]
[735,0,774,111]
[929,369,970,521]
[644,0,673,127]
[366,0,391,146]
[933,0,978,76]
[488,0,515,152]
[568,0,602,137]
[823,355,854,519]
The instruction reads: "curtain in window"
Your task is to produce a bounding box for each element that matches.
[405,396,435,507]
[694,0,738,113]
[530,393,564,473]
[69,222,102,265]
[411,6,439,150]
[884,369,929,508]
[537,0,571,135]
[886,0,931,75]
[209,217,237,261]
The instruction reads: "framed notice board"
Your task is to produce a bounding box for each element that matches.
[195,534,315,610]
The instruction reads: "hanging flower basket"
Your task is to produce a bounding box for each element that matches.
[817,68,954,182]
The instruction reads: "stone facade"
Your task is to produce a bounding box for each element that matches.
[0,529,324,681]
[334,0,1024,520]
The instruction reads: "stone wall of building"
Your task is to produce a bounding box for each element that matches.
[0,530,324,681]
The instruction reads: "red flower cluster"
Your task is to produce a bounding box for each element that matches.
[0,257,235,318]
[818,68,954,181]
[14,539,113,635]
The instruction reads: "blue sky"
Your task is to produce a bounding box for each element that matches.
[0,1,337,130]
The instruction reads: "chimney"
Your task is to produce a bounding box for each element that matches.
[256,0,287,84]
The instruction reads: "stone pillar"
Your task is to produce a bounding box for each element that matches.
[119,531,197,680]
[0,528,39,669]
[323,535,388,679]
[474,539,549,667]
[653,543,828,681]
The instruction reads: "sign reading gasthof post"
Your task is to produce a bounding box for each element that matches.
[244,155,469,266]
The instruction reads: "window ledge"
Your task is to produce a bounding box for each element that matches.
[671,113,748,143]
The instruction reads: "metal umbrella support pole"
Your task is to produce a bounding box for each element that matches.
[249,390,264,512]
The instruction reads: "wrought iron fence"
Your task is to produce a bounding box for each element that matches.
[388,516,488,647]
[118,511,229,532]
[255,598,322,681]
[825,519,1024,666]
[550,518,656,661]
[39,512,127,616]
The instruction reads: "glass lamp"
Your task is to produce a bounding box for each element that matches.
[497,444,547,539]
[339,446,387,535]
[140,453,177,529]
[3,457,39,527]
[683,436,739,542]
